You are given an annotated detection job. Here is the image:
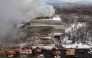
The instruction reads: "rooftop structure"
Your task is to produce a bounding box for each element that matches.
[28,15,65,30]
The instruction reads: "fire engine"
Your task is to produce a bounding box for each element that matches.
[5,48,19,57]
[19,47,32,57]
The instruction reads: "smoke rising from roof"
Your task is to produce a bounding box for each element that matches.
[0,0,55,43]
[18,0,55,21]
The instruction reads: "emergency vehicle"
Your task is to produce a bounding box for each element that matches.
[5,48,19,57]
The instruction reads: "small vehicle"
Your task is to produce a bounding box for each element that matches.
[52,47,61,57]
[5,48,19,57]
[19,47,32,57]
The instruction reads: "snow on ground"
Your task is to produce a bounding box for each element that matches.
[62,43,92,48]
[52,17,61,20]
[65,22,86,33]
[63,22,87,43]
[61,22,92,48]
[32,46,54,50]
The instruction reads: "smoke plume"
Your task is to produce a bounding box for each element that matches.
[0,0,55,43]
[18,0,55,21]
[0,0,22,36]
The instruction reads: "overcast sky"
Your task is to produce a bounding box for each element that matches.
[26,0,92,3]
[43,0,92,2]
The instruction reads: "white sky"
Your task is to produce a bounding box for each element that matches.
[60,0,92,2]
[26,0,92,3]
[44,0,92,2]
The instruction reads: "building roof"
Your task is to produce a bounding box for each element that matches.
[29,16,65,30]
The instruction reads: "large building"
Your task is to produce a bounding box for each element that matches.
[29,15,65,32]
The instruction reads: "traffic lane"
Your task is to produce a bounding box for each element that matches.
[0,54,56,58]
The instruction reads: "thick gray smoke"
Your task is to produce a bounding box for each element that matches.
[0,0,55,43]
[0,0,23,43]
[18,0,55,22]
[0,0,22,35]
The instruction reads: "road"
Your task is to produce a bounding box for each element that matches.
[0,57,60,58]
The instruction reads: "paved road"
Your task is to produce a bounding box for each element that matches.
[0,55,61,58]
